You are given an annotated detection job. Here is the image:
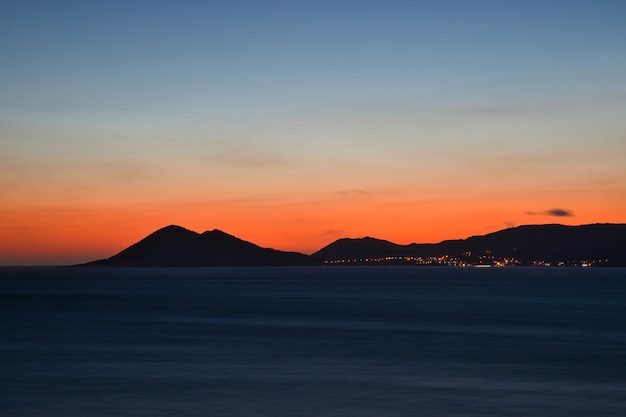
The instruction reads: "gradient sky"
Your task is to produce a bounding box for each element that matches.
[2,0,626,264]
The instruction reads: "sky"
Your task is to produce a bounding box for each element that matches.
[1,0,625,264]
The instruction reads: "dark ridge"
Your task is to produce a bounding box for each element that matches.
[313,223,626,266]
[81,225,319,267]
[313,236,405,260]
[79,223,626,267]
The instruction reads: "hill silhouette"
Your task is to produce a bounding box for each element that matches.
[81,223,626,267]
[82,225,319,267]
[314,224,626,266]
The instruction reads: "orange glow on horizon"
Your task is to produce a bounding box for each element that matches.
[2,185,625,265]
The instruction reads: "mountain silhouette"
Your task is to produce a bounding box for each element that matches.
[313,236,411,259]
[81,223,626,267]
[314,224,626,266]
[82,225,319,267]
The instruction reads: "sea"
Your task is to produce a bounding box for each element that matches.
[1,266,625,417]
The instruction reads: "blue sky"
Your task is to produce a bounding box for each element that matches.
[4,1,624,119]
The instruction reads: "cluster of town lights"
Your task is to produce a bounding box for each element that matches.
[323,255,606,267]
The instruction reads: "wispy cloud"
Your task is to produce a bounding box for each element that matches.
[322,229,345,237]
[525,208,574,217]
[342,99,529,116]
[209,146,288,169]
[334,189,369,197]
[449,106,529,115]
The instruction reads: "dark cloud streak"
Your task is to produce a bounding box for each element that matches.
[525,208,574,217]
[546,208,574,217]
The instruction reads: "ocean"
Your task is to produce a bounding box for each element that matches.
[1,266,625,416]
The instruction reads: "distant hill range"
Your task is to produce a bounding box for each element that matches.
[82,225,317,267]
[81,223,626,267]
[313,223,626,267]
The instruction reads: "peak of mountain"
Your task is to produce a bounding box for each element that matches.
[314,236,406,260]
[82,225,318,267]
[202,228,229,236]
[158,224,194,232]
[150,224,197,236]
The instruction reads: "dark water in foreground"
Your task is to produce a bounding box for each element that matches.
[1,267,625,416]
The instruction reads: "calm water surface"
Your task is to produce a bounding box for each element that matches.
[1,266,625,416]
